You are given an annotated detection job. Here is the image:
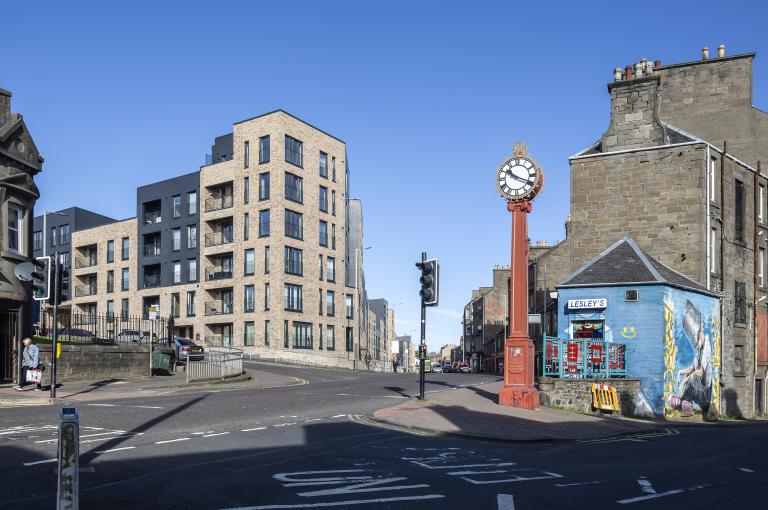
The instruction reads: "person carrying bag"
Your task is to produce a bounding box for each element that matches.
[14,337,44,392]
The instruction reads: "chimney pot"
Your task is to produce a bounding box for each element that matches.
[718,44,725,58]
[634,62,643,78]
[702,47,710,60]
[625,64,633,80]
[614,67,623,82]
[654,59,662,67]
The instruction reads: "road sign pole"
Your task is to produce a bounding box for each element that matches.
[419,251,426,401]
[51,251,59,399]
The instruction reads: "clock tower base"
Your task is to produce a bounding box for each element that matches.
[499,386,540,410]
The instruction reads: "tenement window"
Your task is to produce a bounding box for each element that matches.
[735,179,745,242]
[285,135,303,167]
[735,281,747,324]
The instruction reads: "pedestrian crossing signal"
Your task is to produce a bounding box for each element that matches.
[32,256,51,301]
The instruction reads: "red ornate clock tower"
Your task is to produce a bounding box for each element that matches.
[495,143,542,409]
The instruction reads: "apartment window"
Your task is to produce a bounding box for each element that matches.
[319,254,323,280]
[332,156,337,182]
[172,261,181,284]
[258,173,270,202]
[319,151,328,178]
[284,283,303,311]
[173,195,182,218]
[761,184,766,224]
[107,270,114,293]
[284,320,289,348]
[761,248,766,288]
[33,231,42,251]
[710,227,717,274]
[244,285,255,312]
[51,226,57,247]
[121,237,129,260]
[327,257,336,282]
[243,213,250,241]
[264,246,270,274]
[60,251,71,270]
[244,248,255,275]
[285,135,303,167]
[186,291,196,316]
[121,268,129,291]
[172,228,181,251]
[121,299,129,320]
[244,177,250,204]
[188,191,198,215]
[293,322,312,349]
[187,225,197,249]
[319,186,328,212]
[59,225,70,244]
[285,173,303,203]
[346,327,353,352]
[7,205,23,253]
[735,179,745,243]
[332,224,336,250]
[259,135,270,164]
[331,190,336,216]
[319,220,328,247]
[319,324,323,350]
[285,247,303,275]
[735,281,747,324]
[264,320,270,346]
[244,141,250,169]
[171,293,180,318]
[734,345,745,376]
[710,157,718,202]
[264,283,271,311]
[107,300,115,322]
[285,210,303,239]
[244,321,255,346]
[318,289,323,316]
[327,325,335,350]
[346,294,354,319]
[107,240,115,263]
[259,210,270,237]
[188,258,197,282]
[326,291,335,316]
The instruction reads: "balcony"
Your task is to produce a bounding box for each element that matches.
[204,301,234,316]
[144,274,161,288]
[205,231,233,248]
[74,285,97,298]
[206,270,233,281]
[75,256,97,269]
[205,195,233,213]
[143,243,161,257]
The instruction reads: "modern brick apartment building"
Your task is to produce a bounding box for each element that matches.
[530,46,768,417]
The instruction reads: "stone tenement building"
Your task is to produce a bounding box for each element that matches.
[0,88,42,383]
[462,266,509,374]
[38,110,392,370]
[530,46,768,418]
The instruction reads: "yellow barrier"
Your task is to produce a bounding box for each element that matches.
[591,383,620,412]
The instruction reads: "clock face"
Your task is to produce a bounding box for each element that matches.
[496,156,540,200]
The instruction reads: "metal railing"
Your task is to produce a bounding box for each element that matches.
[543,336,627,379]
[75,256,97,269]
[205,232,233,247]
[144,274,161,288]
[38,311,171,345]
[186,346,243,383]
[205,194,233,212]
[143,210,162,224]
[143,243,161,256]
[74,285,97,298]
[206,270,233,281]
[204,301,233,316]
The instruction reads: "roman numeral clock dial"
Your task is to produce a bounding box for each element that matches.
[495,144,543,202]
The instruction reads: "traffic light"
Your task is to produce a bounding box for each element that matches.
[418,344,427,359]
[53,264,69,306]
[32,256,51,301]
[416,259,439,306]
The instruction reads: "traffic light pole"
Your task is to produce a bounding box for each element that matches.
[419,251,426,401]
[50,251,59,399]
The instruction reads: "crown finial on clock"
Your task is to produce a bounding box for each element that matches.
[512,142,527,157]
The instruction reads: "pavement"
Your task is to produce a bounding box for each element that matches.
[372,380,661,441]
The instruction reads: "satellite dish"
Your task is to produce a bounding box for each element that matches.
[14,262,37,282]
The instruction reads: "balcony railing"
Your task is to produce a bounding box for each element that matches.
[205,194,233,212]
[543,337,627,379]
[75,256,97,269]
[143,243,161,256]
[205,232,233,247]
[144,210,162,225]
[205,301,234,316]
[144,274,161,288]
[207,270,233,281]
[74,285,97,298]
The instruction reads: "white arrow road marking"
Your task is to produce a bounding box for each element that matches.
[617,484,710,504]
[497,493,515,510]
[637,477,655,494]
[221,494,445,509]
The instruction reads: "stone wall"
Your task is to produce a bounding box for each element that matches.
[37,343,149,382]
[539,377,641,416]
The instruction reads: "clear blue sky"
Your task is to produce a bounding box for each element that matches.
[4,1,766,351]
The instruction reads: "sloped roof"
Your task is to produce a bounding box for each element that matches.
[558,236,718,297]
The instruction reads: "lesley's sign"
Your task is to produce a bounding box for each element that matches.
[568,298,607,310]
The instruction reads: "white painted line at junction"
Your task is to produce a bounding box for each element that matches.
[739,467,754,473]
[330,415,346,419]
[242,427,267,432]
[22,458,57,466]
[224,494,445,509]
[637,478,656,494]
[617,484,709,504]
[203,432,230,438]
[556,481,603,487]
[80,434,142,444]
[497,493,515,510]
[131,405,164,409]
[303,418,323,423]
[274,423,297,427]
[95,446,136,453]
[155,437,190,444]
[87,403,116,407]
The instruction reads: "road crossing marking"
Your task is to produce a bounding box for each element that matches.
[739,467,754,473]
[617,483,710,504]
[637,477,655,494]
[222,494,445,509]
[22,458,57,466]
[242,427,267,432]
[497,493,515,510]
[556,481,603,487]
[203,432,230,438]
[86,403,116,407]
[155,437,190,444]
[95,446,136,453]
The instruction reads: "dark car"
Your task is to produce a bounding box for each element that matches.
[56,328,95,340]
[442,364,453,373]
[173,337,205,363]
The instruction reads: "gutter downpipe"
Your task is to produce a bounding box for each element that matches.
[756,161,763,418]
[706,146,711,290]
[720,141,726,417]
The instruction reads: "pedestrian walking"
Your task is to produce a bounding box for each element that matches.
[14,337,43,391]
[391,355,398,373]
[364,351,372,370]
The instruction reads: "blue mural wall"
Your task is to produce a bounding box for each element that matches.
[556,284,720,418]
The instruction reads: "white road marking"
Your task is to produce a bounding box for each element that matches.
[556,481,603,487]
[95,446,136,453]
[192,432,206,435]
[242,427,267,432]
[304,418,323,423]
[80,434,142,444]
[203,432,230,438]
[224,494,444,509]
[155,437,190,444]
[22,458,57,466]
[617,484,709,504]
[637,478,656,494]
[274,423,297,427]
[460,471,563,485]
[0,425,57,435]
[330,415,346,419]
[297,477,430,497]
[130,405,164,409]
[86,403,116,407]
[739,467,754,473]
[497,493,515,510]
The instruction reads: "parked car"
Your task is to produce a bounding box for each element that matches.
[116,330,150,343]
[459,363,471,373]
[431,362,444,373]
[442,364,453,373]
[173,337,205,363]
[56,328,95,340]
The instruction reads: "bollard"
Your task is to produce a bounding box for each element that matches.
[57,407,79,510]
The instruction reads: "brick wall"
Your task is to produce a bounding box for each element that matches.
[37,343,149,382]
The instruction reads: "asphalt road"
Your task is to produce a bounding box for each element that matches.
[1,362,767,510]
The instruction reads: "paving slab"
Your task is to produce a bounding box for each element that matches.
[373,381,661,442]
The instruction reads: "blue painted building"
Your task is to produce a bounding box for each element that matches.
[556,237,721,419]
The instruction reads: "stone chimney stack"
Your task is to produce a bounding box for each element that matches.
[601,60,664,152]
[0,88,10,127]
